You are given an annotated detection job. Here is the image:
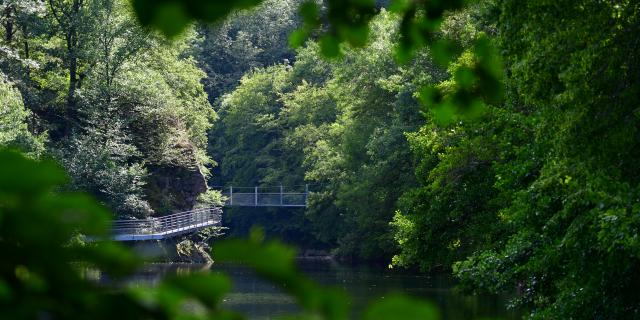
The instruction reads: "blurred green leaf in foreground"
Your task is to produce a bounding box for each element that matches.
[130,0,503,125]
[0,149,439,319]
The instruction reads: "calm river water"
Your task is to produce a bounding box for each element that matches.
[114,260,521,320]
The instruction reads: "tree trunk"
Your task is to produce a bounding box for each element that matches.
[3,5,14,44]
[64,0,82,135]
[22,24,29,58]
[66,32,78,120]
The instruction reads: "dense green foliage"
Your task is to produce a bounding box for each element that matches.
[214,12,431,258]
[189,0,640,318]
[452,1,640,318]
[0,0,217,217]
[195,0,301,102]
[390,1,640,318]
[2,0,640,318]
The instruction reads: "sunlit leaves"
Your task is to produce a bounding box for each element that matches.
[0,77,46,158]
[418,40,500,125]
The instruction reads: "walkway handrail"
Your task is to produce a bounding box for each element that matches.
[112,207,222,239]
[218,185,309,207]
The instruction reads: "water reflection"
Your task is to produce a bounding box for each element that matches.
[99,261,521,320]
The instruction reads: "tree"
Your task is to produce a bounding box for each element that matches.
[215,11,433,259]
[0,73,45,156]
[46,0,98,131]
[195,0,301,102]
[454,1,640,318]
[1,0,218,216]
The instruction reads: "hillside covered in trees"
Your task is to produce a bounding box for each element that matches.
[1,0,639,318]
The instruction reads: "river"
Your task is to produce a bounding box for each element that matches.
[115,260,522,319]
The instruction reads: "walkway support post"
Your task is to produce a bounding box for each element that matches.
[255,186,258,206]
[280,185,283,205]
[305,184,309,205]
[229,186,233,206]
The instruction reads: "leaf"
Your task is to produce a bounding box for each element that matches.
[78,242,141,278]
[290,29,310,48]
[37,193,112,237]
[149,2,190,38]
[320,35,341,58]
[431,39,461,67]
[213,238,297,278]
[213,232,349,320]
[343,25,370,47]
[163,273,232,309]
[0,150,67,194]
[299,1,319,24]
[364,294,440,320]
[433,101,457,126]
[454,67,477,90]
[0,280,10,301]
[131,0,264,37]
[388,0,412,13]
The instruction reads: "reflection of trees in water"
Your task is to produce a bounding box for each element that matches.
[86,261,521,319]
[86,263,206,287]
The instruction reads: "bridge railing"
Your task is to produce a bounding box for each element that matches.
[112,207,222,237]
[218,185,309,207]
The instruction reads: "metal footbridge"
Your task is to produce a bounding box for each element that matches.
[218,185,309,207]
[112,207,222,241]
[111,185,309,241]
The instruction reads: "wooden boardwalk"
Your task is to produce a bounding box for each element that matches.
[112,207,222,241]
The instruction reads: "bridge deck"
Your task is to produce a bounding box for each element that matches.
[112,207,221,241]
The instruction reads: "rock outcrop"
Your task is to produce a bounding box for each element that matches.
[145,140,207,213]
[175,239,214,264]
